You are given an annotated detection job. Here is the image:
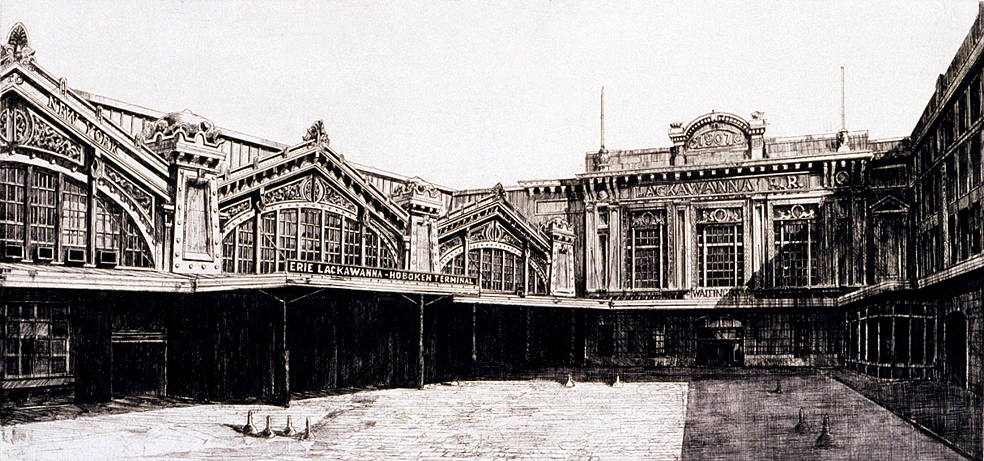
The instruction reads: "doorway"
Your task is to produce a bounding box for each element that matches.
[696,316,744,367]
[111,331,166,397]
[945,311,967,387]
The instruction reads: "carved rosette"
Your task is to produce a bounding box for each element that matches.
[261,176,357,214]
[469,221,521,247]
[0,107,32,144]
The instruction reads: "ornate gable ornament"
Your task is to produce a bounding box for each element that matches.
[143,110,221,145]
[392,176,445,216]
[1,23,35,66]
[302,120,330,146]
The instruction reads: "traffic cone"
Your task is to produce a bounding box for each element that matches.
[260,415,274,438]
[565,372,575,388]
[612,373,624,388]
[242,410,257,435]
[793,408,811,434]
[815,414,835,448]
[282,415,296,437]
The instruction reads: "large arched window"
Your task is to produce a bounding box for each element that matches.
[221,206,398,273]
[441,246,547,295]
[0,163,152,267]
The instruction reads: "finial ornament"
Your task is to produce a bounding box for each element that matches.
[1,23,35,66]
[303,120,330,146]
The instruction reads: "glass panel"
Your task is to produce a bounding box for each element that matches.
[298,208,321,261]
[236,219,255,273]
[259,212,277,273]
[95,196,121,251]
[30,169,57,247]
[278,209,298,261]
[324,212,342,264]
[698,223,743,287]
[0,166,26,245]
[62,178,88,249]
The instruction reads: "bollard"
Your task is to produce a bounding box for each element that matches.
[793,408,811,434]
[565,372,576,388]
[242,410,257,435]
[282,415,296,437]
[612,373,624,388]
[814,414,835,448]
[770,379,783,394]
[260,415,275,438]
[299,417,311,440]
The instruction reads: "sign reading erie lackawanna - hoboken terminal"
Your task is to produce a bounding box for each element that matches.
[285,260,477,285]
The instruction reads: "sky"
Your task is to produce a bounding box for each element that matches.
[1,1,981,189]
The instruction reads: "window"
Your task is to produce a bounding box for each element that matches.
[696,208,744,287]
[773,204,819,287]
[461,247,526,293]
[259,212,277,273]
[343,218,361,265]
[299,208,321,261]
[236,219,255,273]
[324,213,342,264]
[4,303,70,378]
[221,206,394,273]
[95,197,121,252]
[61,179,87,250]
[277,209,298,261]
[631,210,666,289]
[0,166,25,246]
[30,169,56,248]
[121,214,153,267]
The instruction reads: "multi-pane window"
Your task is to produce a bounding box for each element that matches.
[277,209,298,260]
[0,166,25,246]
[365,229,379,268]
[222,232,235,273]
[236,219,255,273]
[259,212,277,273]
[442,252,466,276]
[630,210,666,289]
[95,197,121,252]
[30,170,57,248]
[324,213,343,264]
[121,215,153,267]
[696,208,744,287]
[95,196,152,267]
[299,208,321,261]
[4,303,70,378]
[464,247,525,293]
[61,179,87,250]
[221,207,392,273]
[0,165,151,266]
[773,204,819,287]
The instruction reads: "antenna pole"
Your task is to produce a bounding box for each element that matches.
[840,66,846,131]
[600,86,605,150]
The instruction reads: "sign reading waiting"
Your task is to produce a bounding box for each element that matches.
[285,260,477,285]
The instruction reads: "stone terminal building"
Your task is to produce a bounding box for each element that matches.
[0,6,981,456]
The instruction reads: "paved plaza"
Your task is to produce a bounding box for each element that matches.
[0,374,970,460]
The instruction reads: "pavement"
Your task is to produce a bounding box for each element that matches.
[0,373,971,461]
